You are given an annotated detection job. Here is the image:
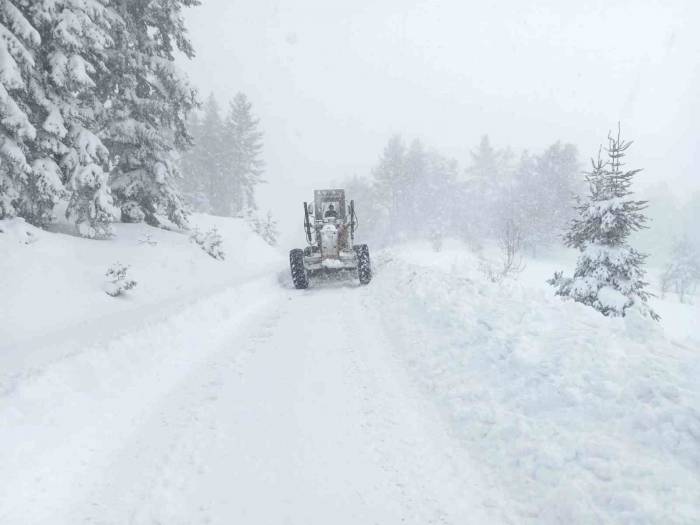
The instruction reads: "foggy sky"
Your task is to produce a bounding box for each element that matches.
[178,0,699,244]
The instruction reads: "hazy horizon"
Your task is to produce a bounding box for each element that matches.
[178,0,699,241]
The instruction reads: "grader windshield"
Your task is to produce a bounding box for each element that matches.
[314,189,346,221]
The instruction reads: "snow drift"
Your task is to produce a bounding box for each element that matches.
[370,241,700,523]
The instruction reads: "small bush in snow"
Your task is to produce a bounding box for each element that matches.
[190,227,225,260]
[137,233,158,246]
[247,211,279,247]
[104,263,137,297]
[478,219,525,283]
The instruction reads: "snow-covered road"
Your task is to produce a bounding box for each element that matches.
[1,276,495,524]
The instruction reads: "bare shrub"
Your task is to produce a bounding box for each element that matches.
[479,218,525,283]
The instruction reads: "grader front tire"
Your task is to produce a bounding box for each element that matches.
[290,249,309,289]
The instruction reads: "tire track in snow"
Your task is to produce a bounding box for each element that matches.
[73,303,287,525]
[7,274,499,524]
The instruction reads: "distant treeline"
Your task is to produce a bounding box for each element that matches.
[346,134,582,253]
[347,133,700,260]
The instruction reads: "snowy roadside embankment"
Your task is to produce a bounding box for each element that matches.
[0,213,282,352]
[0,214,285,523]
[0,275,283,523]
[370,242,700,523]
[0,211,283,401]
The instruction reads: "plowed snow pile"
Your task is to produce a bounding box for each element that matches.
[371,242,700,523]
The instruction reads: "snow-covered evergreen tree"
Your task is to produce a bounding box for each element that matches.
[464,134,514,238]
[357,136,463,245]
[402,138,425,233]
[179,111,206,209]
[223,92,264,216]
[63,129,117,237]
[1,0,199,235]
[516,142,581,251]
[180,93,225,213]
[261,211,278,246]
[30,0,119,236]
[372,134,406,230]
[660,237,699,303]
[467,135,508,179]
[101,0,197,228]
[344,174,383,245]
[190,226,225,260]
[550,128,658,320]
[421,150,459,246]
[0,2,42,221]
[104,261,137,296]
[180,92,265,218]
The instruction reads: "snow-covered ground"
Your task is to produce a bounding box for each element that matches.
[1,224,698,523]
[372,241,700,523]
[0,213,281,353]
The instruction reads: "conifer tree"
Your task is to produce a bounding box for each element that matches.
[101,0,198,228]
[0,1,119,232]
[178,111,201,206]
[30,0,119,236]
[402,138,426,235]
[223,92,264,216]
[464,134,514,237]
[182,93,226,214]
[550,127,658,320]
[1,0,199,235]
[467,135,501,179]
[517,142,580,251]
[423,151,459,249]
[344,174,383,244]
[660,237,699,303]
[372,134,406,228]
[0,2,42,221]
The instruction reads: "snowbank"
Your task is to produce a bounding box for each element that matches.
[370,240,700,523]
[0,212,284,400]
[0,214,285,522]
[0,214,282,353]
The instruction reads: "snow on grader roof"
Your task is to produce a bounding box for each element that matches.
[289,189,371,289]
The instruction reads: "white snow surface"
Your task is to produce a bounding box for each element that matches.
[1,227,698,524]
[371,242,700,523]
[0,213,279,351]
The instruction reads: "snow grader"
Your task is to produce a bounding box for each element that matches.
[289,189,372,289]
